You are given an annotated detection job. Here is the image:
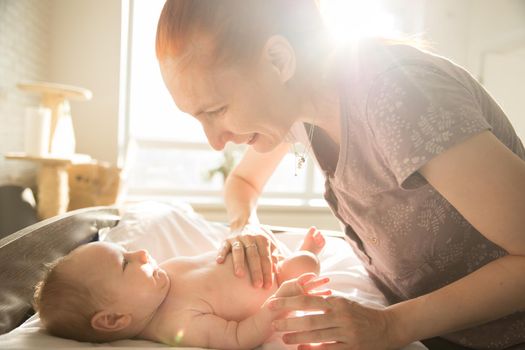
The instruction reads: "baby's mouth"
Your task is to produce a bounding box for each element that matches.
[148,256,159,269]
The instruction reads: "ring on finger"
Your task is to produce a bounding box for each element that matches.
[232,241,242,249]
[244,243,258,249]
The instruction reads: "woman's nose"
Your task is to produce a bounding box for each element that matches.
[202,123,234,151]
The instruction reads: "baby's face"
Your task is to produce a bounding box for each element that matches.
[67,242,171,317]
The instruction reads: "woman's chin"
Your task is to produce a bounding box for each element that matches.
[250,138,279,153]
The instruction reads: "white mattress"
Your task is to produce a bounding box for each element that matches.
[0,201,427,349]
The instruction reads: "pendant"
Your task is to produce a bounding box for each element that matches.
[293,147,308,176]
[296,154,306,170]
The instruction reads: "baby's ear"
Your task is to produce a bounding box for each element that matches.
[91,311,132,332]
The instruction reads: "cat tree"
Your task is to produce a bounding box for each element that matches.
[5,81,92,219]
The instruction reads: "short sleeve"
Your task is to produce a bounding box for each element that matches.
[365,63,491,189]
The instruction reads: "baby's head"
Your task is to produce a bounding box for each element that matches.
[33,242,171,342]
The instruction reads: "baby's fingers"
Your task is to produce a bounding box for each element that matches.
[307,289,332,296]
[300,275,330,293]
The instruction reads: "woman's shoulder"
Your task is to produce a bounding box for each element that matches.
[332,39,457,84]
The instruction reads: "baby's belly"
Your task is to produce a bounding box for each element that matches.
[208,254,278,321]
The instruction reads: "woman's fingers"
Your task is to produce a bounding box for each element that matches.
[273,313,335,333]
[217,230,278,288]
[271,295,393,349]
[216,240,231,263]
[243,239,264,287]
[231,240,246,277]
[269,294,330,312]
[282,327,342,345]
[298,343,346,350]
[255,237,274,289]
[272,306,344,346]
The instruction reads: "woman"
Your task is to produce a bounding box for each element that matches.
[155,1,525,349]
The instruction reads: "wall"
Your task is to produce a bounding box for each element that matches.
[48,0,125,165]
[421,0,473,67]
[467,0,525,140]
[466,0,525,79]
[0,0,51,187]
[1,1,523,230]
[0,0,125,188]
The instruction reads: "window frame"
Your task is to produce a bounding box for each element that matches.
[123,0,326,207]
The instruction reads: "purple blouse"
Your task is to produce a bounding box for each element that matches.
[290,42,525,349]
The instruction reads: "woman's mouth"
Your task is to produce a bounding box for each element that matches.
[247,133,258,145]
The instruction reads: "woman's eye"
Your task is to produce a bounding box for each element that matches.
[208,106,227,117]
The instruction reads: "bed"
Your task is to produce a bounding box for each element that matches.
[0,201,427,349]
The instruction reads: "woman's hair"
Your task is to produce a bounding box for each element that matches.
[33,254,117,343]
[155,0,330,71]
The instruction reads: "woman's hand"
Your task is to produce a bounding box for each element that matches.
[216,225,280,289]
[268,294,399,349]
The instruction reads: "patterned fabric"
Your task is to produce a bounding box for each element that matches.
[290,42,525,349]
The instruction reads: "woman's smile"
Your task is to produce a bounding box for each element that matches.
[247,133,258,145]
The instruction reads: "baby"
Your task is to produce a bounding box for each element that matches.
[33,227,329,349]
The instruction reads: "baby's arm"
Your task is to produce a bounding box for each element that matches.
[174,274,329,349]
[174,306,274,349]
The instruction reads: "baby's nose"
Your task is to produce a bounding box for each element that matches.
[131,249,149,264]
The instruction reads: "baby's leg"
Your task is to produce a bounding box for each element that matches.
[276,228,325,285]
[276,251,320,285]
[299,227,325,255]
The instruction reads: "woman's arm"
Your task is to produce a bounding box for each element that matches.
[224,142,290,231]
[218,142,290,288]
[390,130,525,345]
[270,131,525,348]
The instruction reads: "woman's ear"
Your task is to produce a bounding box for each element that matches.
[91,311,132,332]
[263,35,296,84]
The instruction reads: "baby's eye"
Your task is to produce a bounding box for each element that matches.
[122,259,128,271]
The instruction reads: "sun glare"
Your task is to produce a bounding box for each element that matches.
[319,0,398,45]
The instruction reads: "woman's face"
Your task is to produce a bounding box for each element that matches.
[159,47,300,153]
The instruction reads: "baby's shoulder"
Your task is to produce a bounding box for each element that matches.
[153,298,214,346]
[161,295,215,329]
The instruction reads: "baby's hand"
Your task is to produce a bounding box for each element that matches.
[273,273,331,299]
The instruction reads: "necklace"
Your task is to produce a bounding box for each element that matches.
[292,121,316,176]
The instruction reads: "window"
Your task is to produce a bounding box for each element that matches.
[126,0,325,206]
[125,0,411,206]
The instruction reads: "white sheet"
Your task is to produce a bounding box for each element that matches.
[0,201,427,349]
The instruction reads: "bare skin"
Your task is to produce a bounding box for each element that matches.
[64,228,328,349]
[157,11,525,345]
[140,228,326,347]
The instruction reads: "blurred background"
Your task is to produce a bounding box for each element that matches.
[1,0,524,231]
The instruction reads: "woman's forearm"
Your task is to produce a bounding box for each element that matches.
[224,173,261,230]
[388,254,525,347]
[223,143,289,231]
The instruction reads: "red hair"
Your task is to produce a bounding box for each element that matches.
[155,0,328,68]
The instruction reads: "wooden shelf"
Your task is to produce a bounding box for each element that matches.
[4,152,91,166]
